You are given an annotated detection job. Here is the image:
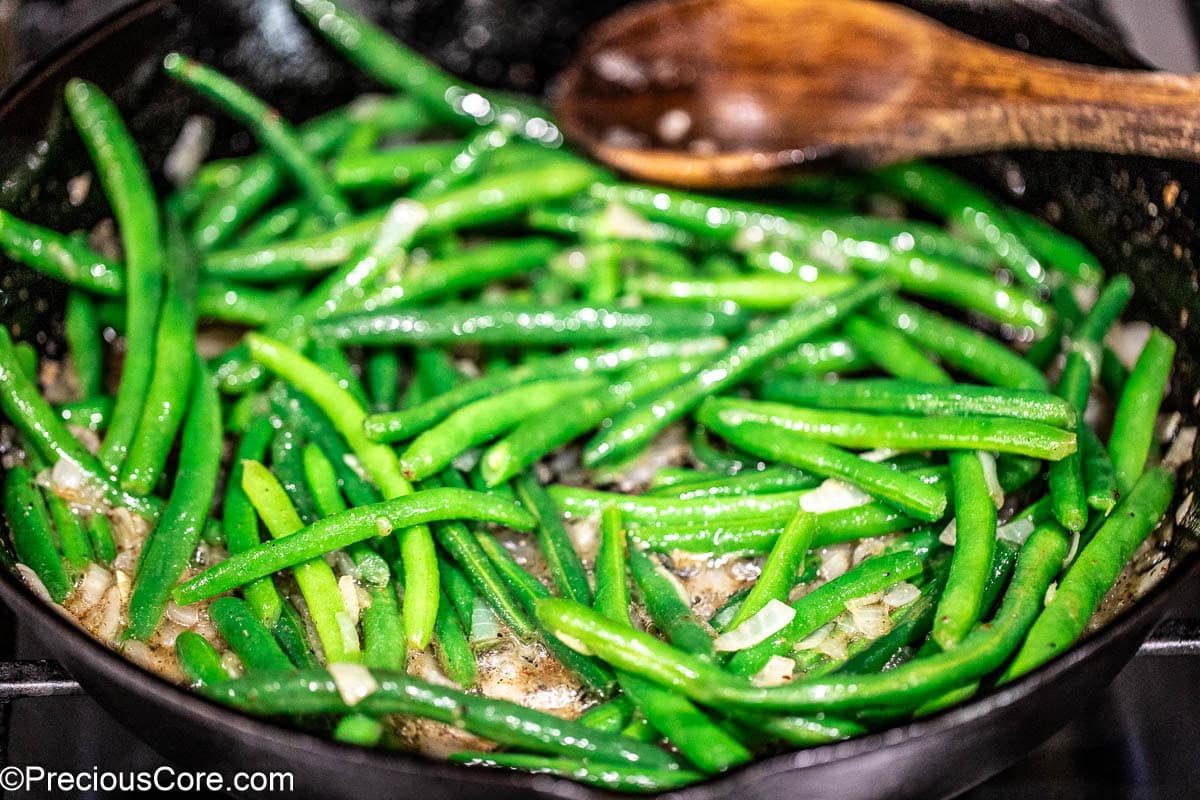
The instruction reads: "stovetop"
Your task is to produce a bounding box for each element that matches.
[1,1,1200,798]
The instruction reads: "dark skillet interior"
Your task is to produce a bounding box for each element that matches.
[0,1,1198,798]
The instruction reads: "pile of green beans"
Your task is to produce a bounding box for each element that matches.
[0,0,1185,792]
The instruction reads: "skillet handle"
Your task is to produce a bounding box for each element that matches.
[0,660,82,699]
[1137,618,1200,657]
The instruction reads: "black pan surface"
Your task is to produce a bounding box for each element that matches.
[0,1,1198,798]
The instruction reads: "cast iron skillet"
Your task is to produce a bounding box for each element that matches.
[0,1,1198,798]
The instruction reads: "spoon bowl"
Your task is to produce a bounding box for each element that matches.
[555,0,1200,187]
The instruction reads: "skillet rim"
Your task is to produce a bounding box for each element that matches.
[0,1,1197,796]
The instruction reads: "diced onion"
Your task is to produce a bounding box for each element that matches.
[848,603,890,639]
[793,622,834,651]
[1163,426,1197,473]
[800,479,871,514]
[164,115,214,185]
[751,655,795,687]
[998,517,1036,545]
[883,582,921,608]
[977,452,1004,509]
[336,611,360,656]
[78,564,113,608]
[470,600,502,646]
[329,662,378,706]
[714,599,795,652]
[338,575,361,625]
[939,520,957,546]
[844,591,885,612]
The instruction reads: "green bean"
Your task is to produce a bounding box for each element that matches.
[302,441,390,587]
[269,412,319,526]
[175,631,228,687]
[871,295,1048,390]
[198,281,302,327]
[359,558,405,671]
[210,666,674,767]
[726,551,924,677]
[827,214,998,271]
[164,54,351,224]
[842,316,948,383]
[57,397,112,432]
[274,385,381,509]
[1109,329,1175,493]
[126,358,222,640]
[222,411,284,627]
[701,398,1076,461]
[537,522,1065,713]
[1005,207,1103,287]
[585,278,890,466]
[317,302,748,348]
[119,204,198,495]
[65,79,164,473]
[12,343,35,380]
[214,195,428,393]
[647,466,818,499]
[414,127,511,199]
[332,142,461,192]
[1080,426,1118,513]
[482,358,701,487]
[702,415,948,521]
[514,473,591,605]
[172,488,533,606]
[1004,467,1174,680]
[239,201,306,247]
[365,338,727,443]
[772,337,872,378]
[0,209,124,296]
[628,548,714,659]
[932,452,998,649]
[193,95,427,248]
[65,293,103,399]
[873,162,1046,288]
[1100,346,1128,400]
[208,596,296,671]
[621,673,752,774]
[472,530,617,697]
[726,510,817,631]
[550,485,819,528]
[246,333,440,650]
[312,339,370,410]
[291,0,560,146]
[435,553,477,629]
[431,583,478,687]
[270,600,318,669]
[304,444,388,598]
[242,460,359,663]
[333,715,385,747]
[449,752,700,792]
[578,697,635,733]
[593,506,630,623]
[365,350,400,413]
[4,466,71,602]
[86,512,117,566]
[1046,277,1132,527]
[850,248,1053,334]
[760,378,1074,427]
[399,377,602,481]
[421,477,535,641]
[357,238,559,313]
[591,509,749,773]
[203,160,599,282]
[629,272,856,310]
[42,484,92,573]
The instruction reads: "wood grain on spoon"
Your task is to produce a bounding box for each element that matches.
[554,0,1200,188]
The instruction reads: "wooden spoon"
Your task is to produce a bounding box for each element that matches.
[553,0,1200,187]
